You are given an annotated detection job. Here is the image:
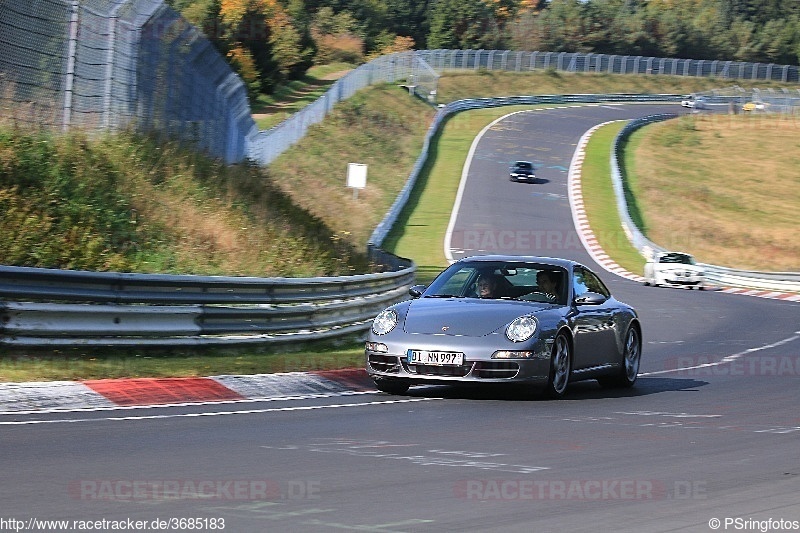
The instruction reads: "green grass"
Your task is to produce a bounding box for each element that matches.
[0,346,364,382]
[0,128,364,277]
[580,122,647,275]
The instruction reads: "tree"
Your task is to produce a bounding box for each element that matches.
[428,0,504,50]
[382,0,431,49]
[270,10,314,78]
[311,7,366,64]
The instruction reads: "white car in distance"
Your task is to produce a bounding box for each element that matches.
[681,95,708,110]
[644,252,705,289]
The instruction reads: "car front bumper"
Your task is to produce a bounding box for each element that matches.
[365,338,553,386]
[662,273,703,285]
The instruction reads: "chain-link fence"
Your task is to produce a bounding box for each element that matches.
[417,50,800,83]
[0,0,254,163]
[247,52,430,166]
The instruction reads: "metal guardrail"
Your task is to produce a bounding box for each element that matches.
[611,116,800,293]
[0,264,414,347]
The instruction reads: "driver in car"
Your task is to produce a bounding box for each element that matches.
[476,273,502,299]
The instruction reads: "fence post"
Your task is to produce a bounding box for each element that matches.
[62,0,80,131]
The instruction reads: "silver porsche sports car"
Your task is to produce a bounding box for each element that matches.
[365,256,642,399]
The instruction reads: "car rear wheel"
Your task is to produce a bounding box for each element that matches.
[371,377,410,395]
[598,326,641,389]
[543,333,571,399]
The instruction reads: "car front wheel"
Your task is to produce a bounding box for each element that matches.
[543,333,571,399]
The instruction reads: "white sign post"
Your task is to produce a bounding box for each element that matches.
[346,163,367,199]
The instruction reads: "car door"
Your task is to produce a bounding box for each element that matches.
[570,267,619,370]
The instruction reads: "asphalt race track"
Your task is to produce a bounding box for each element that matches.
[3,104,799,532]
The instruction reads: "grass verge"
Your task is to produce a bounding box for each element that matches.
[580,122,648,275]
[0,345,364,382]
[0,128,365,277]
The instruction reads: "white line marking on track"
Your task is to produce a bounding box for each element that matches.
[0,397,440,425]
[640,333,800,377]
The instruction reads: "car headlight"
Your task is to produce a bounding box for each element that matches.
[371,309,398,335]
[506,316,537,342]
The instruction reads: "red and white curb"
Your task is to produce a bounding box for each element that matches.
[0,369,375,414]
[569,121,647,283]
[568,122,799,302]
[712,288,800,302]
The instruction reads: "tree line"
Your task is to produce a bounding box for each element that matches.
[167,0,800,97]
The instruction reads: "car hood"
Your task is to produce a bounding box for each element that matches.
[403,298,545,337]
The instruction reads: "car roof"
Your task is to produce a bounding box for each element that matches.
[456,255,580,270]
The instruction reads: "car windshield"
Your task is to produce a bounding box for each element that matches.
[514,162,533,170]
[661,253,695,265]
[424,261,568,305]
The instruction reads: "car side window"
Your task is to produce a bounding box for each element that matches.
[573,267,610,299]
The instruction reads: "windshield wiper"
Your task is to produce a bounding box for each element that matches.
[425,294,466,298]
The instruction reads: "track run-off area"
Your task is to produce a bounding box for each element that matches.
[3,103,799,532]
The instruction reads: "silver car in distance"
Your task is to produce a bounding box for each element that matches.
[365,256,642,399]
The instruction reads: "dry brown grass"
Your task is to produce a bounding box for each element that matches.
[628,113,800,271]
[435,70,795,101]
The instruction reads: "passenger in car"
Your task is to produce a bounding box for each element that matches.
[536,270,560,302]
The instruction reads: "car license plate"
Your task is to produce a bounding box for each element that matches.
[407,349,464,366]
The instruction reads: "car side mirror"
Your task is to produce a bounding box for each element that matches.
[408,285,426,298]
[574,292,607,305]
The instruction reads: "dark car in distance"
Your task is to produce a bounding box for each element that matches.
[509,161,536,183]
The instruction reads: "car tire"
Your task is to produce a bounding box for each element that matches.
[543,333,571,400]
[598,325,641,389]
[372,377,410,395]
